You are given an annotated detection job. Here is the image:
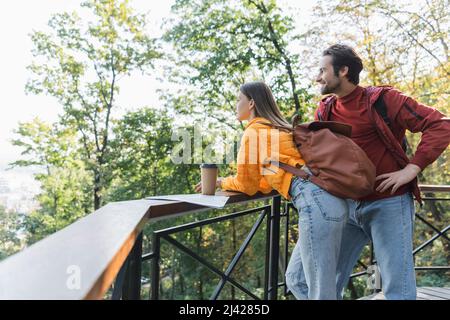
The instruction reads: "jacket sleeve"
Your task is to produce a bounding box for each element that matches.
[221,127,263,195]
[393,94,450,171]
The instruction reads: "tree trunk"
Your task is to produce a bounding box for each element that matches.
[283,57,301,114]
[93,168,102,210]
[424,192,442,222]
[94,184,101,210]
[254,0,301,114]
[179,272,185,295]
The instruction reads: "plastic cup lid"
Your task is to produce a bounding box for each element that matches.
[200,164,218,168]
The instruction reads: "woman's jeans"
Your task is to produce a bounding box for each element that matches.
[285,175,348,300]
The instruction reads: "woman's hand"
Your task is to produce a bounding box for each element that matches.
[194,177,224,193]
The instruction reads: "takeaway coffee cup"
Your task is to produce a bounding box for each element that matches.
[200,164,218,195]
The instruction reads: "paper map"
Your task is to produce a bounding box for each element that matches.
[147,194,230,208]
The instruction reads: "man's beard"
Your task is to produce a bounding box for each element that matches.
[320,80,341,95]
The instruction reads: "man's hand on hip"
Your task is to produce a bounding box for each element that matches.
[375,164,421,194]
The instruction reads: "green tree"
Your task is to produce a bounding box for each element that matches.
[10,118,92,244]
[0,206,23,261]
[26,0,161,209]
[106,107,199,201]
[163,0,314,130]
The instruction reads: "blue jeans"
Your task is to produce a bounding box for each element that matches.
[285,175,348,300]
[336,193,417,300]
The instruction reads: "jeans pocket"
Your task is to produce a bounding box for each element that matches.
[311,189,348,222]
[291,191,311,223]
[290,178,307,203]
[290,188,300,203]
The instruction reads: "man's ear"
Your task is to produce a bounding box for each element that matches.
[339,66,349,79]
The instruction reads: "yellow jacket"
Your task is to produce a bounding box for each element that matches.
[221,117,305,199]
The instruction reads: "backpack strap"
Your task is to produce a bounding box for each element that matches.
[256,123,320,182]
[318,95,337,121]
[373,91,391,128]
[372,89,409,152]
[268,161,320,185]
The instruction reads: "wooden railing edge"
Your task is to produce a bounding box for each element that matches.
[0,191,278,299]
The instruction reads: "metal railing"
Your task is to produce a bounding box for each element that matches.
[111,185,449,300]
[112,195,283,300]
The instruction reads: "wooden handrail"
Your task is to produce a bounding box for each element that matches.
[0,190,277,300]
[419,184,450,193]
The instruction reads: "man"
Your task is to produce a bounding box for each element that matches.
[314,44,450,299]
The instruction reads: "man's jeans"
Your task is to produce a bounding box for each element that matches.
[285,176,348,300]
[336,193,417,300]
[286,184,417,300]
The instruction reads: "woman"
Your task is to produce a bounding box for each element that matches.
[195,81,348,299]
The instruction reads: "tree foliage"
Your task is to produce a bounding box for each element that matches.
[26,0,160,209]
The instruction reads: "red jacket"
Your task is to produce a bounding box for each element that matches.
[315,86,450,204]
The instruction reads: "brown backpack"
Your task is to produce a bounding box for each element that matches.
[260,118,376,199]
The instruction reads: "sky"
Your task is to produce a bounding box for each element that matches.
[0,0,315,171]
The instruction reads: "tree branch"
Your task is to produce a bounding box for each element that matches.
[74,80,101,152]
[380,11,449,75]
[101,49,116,156]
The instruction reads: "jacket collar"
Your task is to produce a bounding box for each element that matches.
[245,117,268,128]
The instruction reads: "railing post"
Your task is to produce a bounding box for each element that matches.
[268,195,281,300]
[111,256,129,300]
[122,232,143,300]
[367,264,382,294]
[150,232,161,300]
[283,202,291,297]
[264,207,271,300]
[370,242,375,265]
